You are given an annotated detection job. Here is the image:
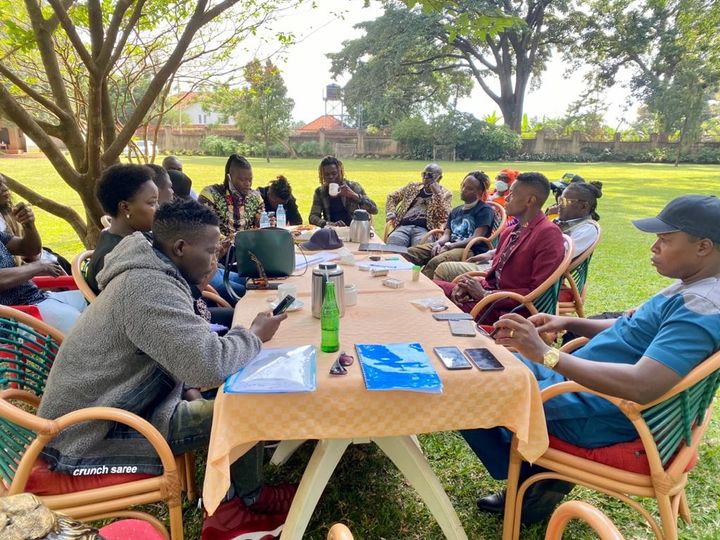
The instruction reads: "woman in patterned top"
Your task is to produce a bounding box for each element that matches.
[199,154,265,236]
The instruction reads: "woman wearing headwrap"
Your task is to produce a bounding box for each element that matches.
[489,168,519,207]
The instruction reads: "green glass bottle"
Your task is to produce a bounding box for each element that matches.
[320,281,340,353]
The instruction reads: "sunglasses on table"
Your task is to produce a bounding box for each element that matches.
[329,352,355,375]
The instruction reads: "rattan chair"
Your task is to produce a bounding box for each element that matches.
[419,202,506,262]
[71,250,97,303]
[0,305,194,539]
[453,234,574,323]
[545,501,624,540]
[327,523,355,540]
[503,338,720,540]
[558,225,602,318]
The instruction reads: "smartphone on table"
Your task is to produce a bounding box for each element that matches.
[432,312,473,321]
[434,347,473,370]
[448,319,476,337]
[272,295,295,316]
[464,348,505,371]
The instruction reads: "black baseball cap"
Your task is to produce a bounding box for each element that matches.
[632,195,720,243]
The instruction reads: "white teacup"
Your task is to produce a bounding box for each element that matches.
[328,183,340,197]
[277,283,297,303]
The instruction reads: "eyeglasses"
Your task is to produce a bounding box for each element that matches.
[558,197,585,207]
[422,171,439,178]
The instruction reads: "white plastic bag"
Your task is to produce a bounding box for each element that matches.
[224,345,317,394]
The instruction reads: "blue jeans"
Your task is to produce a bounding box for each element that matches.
[36,290,88,334]
[209,266,246,305]
[461,355,638,480]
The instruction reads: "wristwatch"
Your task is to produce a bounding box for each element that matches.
[543,347,560,370]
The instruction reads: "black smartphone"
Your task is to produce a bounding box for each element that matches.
[434,347,473,370]
[272,295,295,316]
[464,348,505,371]
[432,312,474,321]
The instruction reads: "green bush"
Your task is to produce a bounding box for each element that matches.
[457,120,522,160]
[516,146,720,164]
[199,135,239,156]
[391,117,433,160]
[293,141,325,158]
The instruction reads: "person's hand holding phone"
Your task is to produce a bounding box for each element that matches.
[33,261,64,277]
[249,310,287,342]
[12,203,35,229]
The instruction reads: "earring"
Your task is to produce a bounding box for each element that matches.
[126,214,130,219]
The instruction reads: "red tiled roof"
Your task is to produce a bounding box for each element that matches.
[299,115,345,132]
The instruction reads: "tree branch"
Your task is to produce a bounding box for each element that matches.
[0,173,87,241]
[106,0,147,69]
[0,85,81,188]
[0,63,69,121]
[46,0,96,71]
[86,0,105,60]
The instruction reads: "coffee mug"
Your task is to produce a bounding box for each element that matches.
[277,283,297,302]
[328,183,340,197]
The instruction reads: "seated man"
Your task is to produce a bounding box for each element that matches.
[38,199,294,535]
[405,171,494,279]
[434,172,565,323]
[258,175,303,225]
[463,194,720,524]
[308,156,378,227]
[433,179,602,283]
[385,163,452,247]
[0,202,86,333]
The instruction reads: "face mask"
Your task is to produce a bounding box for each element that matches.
[462,200,479,210]
[495,180,509,193]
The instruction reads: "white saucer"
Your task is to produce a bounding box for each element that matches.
[269,299,305,312]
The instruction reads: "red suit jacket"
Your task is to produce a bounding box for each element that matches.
[435,211,565,322]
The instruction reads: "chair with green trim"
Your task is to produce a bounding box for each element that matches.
[502,338,720,540]
[558,225,602,318]
[453,234,574,324]
[0,305,190,539]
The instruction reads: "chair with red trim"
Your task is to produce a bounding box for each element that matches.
[32,275,79,292]
[503,338,720,540]
[0,305,195,540]
[558,226,602,318]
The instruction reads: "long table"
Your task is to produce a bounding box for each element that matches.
[203,256,549,539]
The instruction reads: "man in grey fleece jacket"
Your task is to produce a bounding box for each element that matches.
[38,200,288,510]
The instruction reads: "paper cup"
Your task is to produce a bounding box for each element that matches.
[328,183,340,197]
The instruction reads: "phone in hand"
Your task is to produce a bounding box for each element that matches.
[434,347,472,370]
[464,348,504,371]
[432,312,473,321]
[272,295,295,316]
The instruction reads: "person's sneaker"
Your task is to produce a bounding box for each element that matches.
[202,498,286,540]
[248,483,298,515]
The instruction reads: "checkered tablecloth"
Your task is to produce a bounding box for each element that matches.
[203,266,548,515]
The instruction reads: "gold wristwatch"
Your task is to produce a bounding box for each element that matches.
[543,347,560,370]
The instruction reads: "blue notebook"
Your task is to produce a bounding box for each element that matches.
[224,345,317,394]
[356,342,443,394]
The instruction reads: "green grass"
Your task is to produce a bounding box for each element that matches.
[2,155,720,538]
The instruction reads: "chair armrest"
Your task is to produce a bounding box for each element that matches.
[559,337,589,353]
[470,290,527,320]
[327,523,355,540]
[420,228,444,244]
[546,501,624,540]
[32,276,78,291]
[461,237,493,261]
[539,380,628,410]
[202,291,232,309]
[10,405,179,494]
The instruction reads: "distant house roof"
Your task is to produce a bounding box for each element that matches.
[299,115,346,132]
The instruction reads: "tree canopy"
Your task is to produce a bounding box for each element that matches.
[0,0,295,246]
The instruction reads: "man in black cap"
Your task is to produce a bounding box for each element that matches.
[460,195,720,524]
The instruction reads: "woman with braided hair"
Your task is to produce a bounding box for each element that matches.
[308,156,377,227]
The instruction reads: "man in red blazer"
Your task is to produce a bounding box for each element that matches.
[435,172,565,323]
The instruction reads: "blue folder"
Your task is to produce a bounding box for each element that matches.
[356,342,443,394]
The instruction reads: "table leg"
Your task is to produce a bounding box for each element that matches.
[280,439,351,540]
[373,436,468,540]
[270,439,308,466]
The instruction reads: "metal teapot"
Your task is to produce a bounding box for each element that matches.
[311,263,345,318]
[349,209,371,244]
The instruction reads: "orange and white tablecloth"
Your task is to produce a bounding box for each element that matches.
[203,265,548,518]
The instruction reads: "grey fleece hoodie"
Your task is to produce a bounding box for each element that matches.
[37,232,261,474]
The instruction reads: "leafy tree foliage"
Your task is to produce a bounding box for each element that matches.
[211,59,295,162]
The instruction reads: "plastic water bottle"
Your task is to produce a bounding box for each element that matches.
[276,204,286,228]
[259,211,270,229]
[321,281,340,353]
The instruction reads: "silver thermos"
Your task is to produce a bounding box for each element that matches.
[311,263,345,318]
[349,209,371,244]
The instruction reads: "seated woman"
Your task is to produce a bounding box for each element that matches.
[146,164,175,204]
[0,202,86,333]
[86,164,160,295]
[308,156,378,227]
[258,175,303,225]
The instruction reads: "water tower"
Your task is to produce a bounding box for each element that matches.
[323,83,345,127]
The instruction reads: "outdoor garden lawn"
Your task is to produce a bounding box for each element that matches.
[2,156,720,538]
